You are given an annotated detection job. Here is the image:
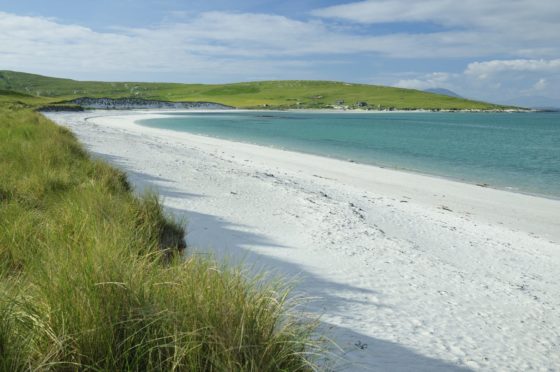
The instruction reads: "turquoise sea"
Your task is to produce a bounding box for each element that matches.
[138,111,560,199]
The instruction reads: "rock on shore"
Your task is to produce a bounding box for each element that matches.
[68,97,233,110]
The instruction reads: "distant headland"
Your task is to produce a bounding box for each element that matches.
[0,70,527,111]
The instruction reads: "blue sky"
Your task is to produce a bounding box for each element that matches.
[1,0,559,106]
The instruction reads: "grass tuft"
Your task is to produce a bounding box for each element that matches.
[0,103,319,371]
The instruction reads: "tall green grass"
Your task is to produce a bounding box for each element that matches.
[0,105,318,370]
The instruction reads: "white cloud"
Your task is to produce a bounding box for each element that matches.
[533,78,548,91]
[465,59,560,79]
[0,10,424,79]
[394,72,452,90]
[0,11,346,81]
[312,0,560,58]
[389,59,560,103]
[311,0,559,30]
[2,4,559,83]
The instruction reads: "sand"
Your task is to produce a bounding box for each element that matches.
[46,110,560,371]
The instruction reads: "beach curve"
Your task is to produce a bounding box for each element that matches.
[46,110,560,371]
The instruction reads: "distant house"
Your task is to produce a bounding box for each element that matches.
[356,101,368,107]
[336,99,345,105]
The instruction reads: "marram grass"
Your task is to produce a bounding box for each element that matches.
[0,104,320,371]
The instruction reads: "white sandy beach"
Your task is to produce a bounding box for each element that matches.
[47,110,560,371]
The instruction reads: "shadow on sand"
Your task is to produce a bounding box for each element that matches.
[92,150,471,372]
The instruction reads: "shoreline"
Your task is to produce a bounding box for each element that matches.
[132,112,558,202]
[123,112,560,241]
[60,106,535,113]
[46,110,560,371]
[89,109,560,207]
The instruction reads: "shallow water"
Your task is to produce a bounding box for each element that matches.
[138,111,560,198]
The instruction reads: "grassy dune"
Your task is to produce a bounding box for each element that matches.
[0,70,508,110]
[0,102,317,370]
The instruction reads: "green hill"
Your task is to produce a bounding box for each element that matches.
[0,70,508,110]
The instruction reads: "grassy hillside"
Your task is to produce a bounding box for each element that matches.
[0,88,53,105]
[0,70,507,110]
[0,98,317,370]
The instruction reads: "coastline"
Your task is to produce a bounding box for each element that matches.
[46,110,560,371]
[55,103,534,113]
[133,111,558,201]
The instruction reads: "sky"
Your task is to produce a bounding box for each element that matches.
[1,0,559,106]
